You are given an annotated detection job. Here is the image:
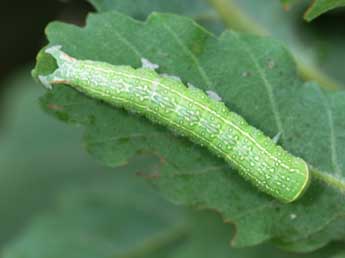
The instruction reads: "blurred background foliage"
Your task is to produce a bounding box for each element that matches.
[1,0,345,257]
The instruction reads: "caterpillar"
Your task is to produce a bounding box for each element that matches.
[38,45,310,203]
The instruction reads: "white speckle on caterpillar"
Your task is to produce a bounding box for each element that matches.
[272,132,282,144]
[141,58,159,70]
[161,73,181,82]
[38,75,53,90]
[206,90,222,102]
[152,80,159,92]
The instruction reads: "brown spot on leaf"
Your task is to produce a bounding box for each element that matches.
[136,171,161,179]
[47,104,64,111]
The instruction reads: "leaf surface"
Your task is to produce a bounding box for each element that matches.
[208,0,345,90]
[87,0,345,94]
[3,164,344,258]
[2,166,188,258]
[0,68,115,248]
[282,0,345,21]
[33,11,345,252]
[89,0,225,34]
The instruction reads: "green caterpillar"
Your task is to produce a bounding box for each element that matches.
[39,45,310,203]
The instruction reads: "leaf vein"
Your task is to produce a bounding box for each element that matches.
[161,21,213,88]
[316,88,341,176]
[231,33,285,141]
[102,16,142,59]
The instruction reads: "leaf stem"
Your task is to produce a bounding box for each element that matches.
[207,0,342,90]
[207,0,268,35]
[310,166,345,192]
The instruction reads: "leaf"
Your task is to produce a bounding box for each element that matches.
[89,0,225,34]
[282,0,345,21]
[32,11,345,252]
[0,67,155,251]
[173,213,345,258]
[207,0,345,90]
[86,0,345,100]
[5,64,343,257]
[3,71,342,257]
[3,165,344,258]
[0,67,114,248]
[2,167,189,258]
[305,0,345,21]
[332,251,345,258]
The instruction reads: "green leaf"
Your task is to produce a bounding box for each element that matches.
[86,0,345,99]
[89,0,225,34]
[305,0,345,21]
[332,251,345,258]
[282,0,345,21]
[3,165,344,258]
[0,67,112,248]
[33,11,345,252]
[4,71,343,257]
[2,166,188,258]
[0,67,155,250]
[172,213,345,258]
[207,0,345,90]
